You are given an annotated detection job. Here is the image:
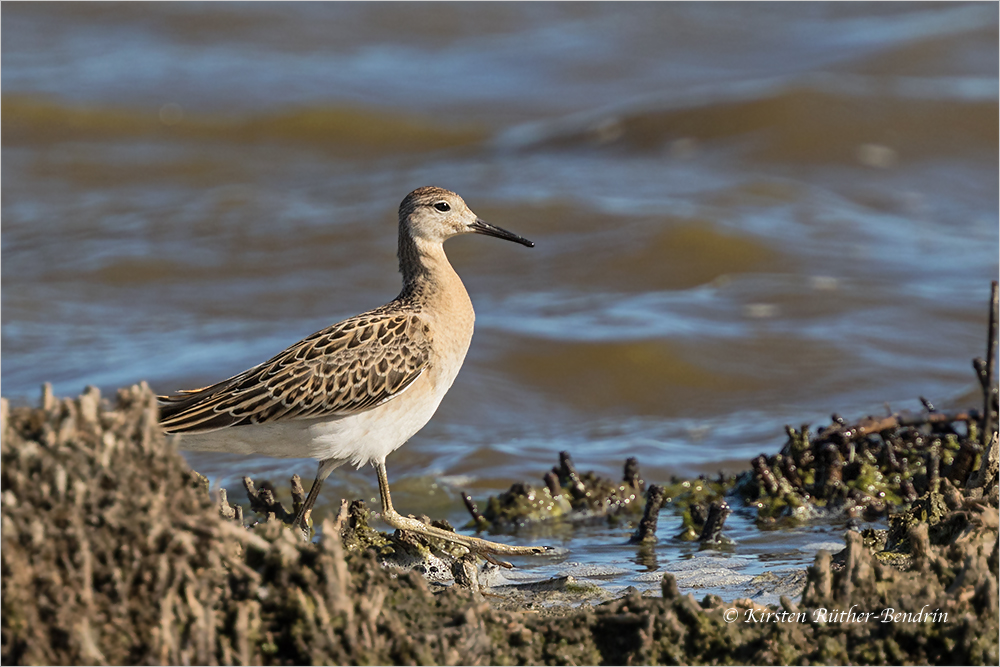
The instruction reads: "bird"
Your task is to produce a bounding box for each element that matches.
[159,186,550,563]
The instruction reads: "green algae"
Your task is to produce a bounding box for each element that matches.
[736,412,985,526]
[471,451,742,548]
[484,483,574,525]
[474,452,646,530]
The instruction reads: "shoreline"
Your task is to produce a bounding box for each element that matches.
[2,382,996,664]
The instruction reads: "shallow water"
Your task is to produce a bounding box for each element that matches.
[2,2,997,598]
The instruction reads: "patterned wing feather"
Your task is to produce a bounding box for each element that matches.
[158,310,432,433]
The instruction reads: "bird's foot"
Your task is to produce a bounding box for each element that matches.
[381,509,554,568]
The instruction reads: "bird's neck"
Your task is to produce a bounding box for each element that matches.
[397,232,466,304]
[397,230,476,370]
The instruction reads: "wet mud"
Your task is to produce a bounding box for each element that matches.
[3,380,997,665]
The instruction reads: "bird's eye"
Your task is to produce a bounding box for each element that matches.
[434,202,451,212]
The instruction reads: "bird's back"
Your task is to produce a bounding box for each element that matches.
[159,297,434,434]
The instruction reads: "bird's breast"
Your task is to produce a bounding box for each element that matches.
[423,282,475,395]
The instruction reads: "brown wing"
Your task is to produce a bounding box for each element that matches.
[158,310,432,433]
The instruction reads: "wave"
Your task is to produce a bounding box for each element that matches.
[1,94,486,155]
[497,73,998,162]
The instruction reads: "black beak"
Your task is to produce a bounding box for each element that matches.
[470,218,534,248]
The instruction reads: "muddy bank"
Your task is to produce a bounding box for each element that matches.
[2,383,997,665]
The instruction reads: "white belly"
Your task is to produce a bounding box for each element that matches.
[173,372,448,468]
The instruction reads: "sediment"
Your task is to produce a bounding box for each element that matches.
[2,383,997,665]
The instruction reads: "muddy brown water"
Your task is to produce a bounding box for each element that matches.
[2,2,997,598]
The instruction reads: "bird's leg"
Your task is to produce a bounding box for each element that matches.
[291,475,324,538]
[292,459,343,539]
[373,460,552,567]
